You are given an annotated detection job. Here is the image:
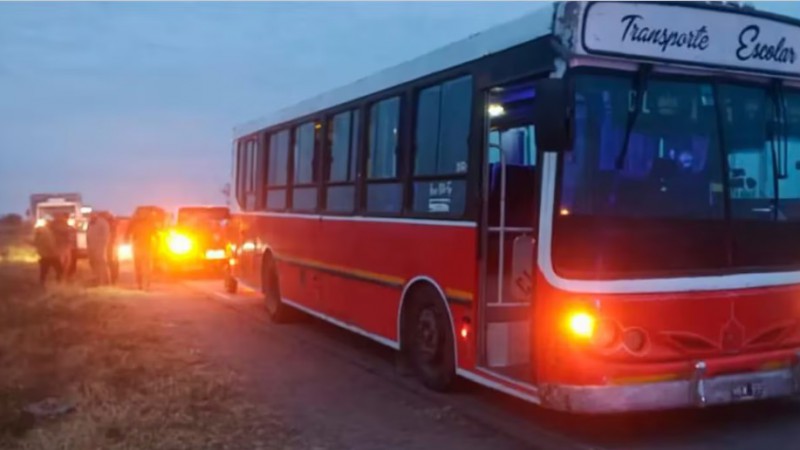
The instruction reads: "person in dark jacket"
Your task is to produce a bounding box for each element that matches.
[87,212,111,286]
[33,219,62,286]
[102,211,120,285]
[50,213,76,281]
[126,209,159,290]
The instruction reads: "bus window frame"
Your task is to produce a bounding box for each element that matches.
[290,120,322,213]
[236,136,262,212]
[235,139,246,209]
[552,65,800,280]
[322,108,361,215]
[362,94,406,216]
[264,128,293,212]
[409,74,474,219]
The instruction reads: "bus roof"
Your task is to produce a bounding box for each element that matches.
[233,3,556,138]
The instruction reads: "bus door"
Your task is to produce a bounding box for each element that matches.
[479,81,540,384]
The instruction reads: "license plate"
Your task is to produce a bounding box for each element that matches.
[730,382,765,401]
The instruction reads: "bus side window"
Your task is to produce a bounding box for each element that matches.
[324,110,359,213]
[235,141,247,209]
[366,96,402,214]
[266,130,291,211]
[292,122,320,212]
[411,76,472,216]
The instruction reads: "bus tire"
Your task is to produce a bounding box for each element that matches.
[262,254,292,323]
[404,286,456,392]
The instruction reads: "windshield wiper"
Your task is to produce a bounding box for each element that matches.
[768,80,784,221]
[615,65,652,170]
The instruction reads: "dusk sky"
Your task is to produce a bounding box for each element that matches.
[1,2,798,216]
[0,1,538,216]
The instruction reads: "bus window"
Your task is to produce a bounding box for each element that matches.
[266,130,290,210]
[325,110,359,213]
[292,122,319,212]
[412,76,472,215]
[368,97,400,179]
[781,90,800,217]
[366,96,402,213]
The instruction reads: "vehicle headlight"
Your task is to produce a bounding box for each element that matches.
[205,249,225,260]
[167,232,193,255]
[35,219,46,228]
[117,243,133,261]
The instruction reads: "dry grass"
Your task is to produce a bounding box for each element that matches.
[0,261,294,449]
[0,227,38,264]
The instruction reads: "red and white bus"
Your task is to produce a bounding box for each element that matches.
[228,1,800,413]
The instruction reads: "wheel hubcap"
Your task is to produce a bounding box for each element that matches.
[415,308,439,362]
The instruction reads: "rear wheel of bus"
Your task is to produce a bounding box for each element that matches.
[405,288,456,391]
[262,254,292,323]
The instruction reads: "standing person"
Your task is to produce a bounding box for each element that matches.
[50,213,76,281]
[103,212,120,285]
[33,219,62,286]
[126,209,158,290]
[86,212,111,286]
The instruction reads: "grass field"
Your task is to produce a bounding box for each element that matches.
[0,225,37,264]
[0,230,291,449]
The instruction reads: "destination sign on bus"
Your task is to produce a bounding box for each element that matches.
[581,2,800,77]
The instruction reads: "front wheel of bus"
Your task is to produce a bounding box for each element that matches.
[407,293,455,392]
[263,257,292,323]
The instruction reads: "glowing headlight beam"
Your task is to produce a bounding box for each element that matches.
[167,232,193,255]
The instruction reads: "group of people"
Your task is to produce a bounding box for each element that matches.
[33,207,167,290]
[33,211,119,287]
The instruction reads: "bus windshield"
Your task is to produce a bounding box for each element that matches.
[554,73,800,279]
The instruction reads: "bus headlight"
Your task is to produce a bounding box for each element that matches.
[35,219,46,228]
[167,232,193,255]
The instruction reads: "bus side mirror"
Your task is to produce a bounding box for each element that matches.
[533,79,572,152]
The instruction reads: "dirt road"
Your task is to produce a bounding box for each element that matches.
[7,260,800,450]
[143,281,538,450]
[143,279,800,450]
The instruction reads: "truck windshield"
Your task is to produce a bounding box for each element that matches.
[554,73,800,279]
[38,206,77,220]
[177,208,229,226]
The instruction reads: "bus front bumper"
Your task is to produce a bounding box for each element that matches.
[540,359,800,413]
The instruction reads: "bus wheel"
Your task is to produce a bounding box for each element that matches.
[262,257,292,323]
[406,290,455,391]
